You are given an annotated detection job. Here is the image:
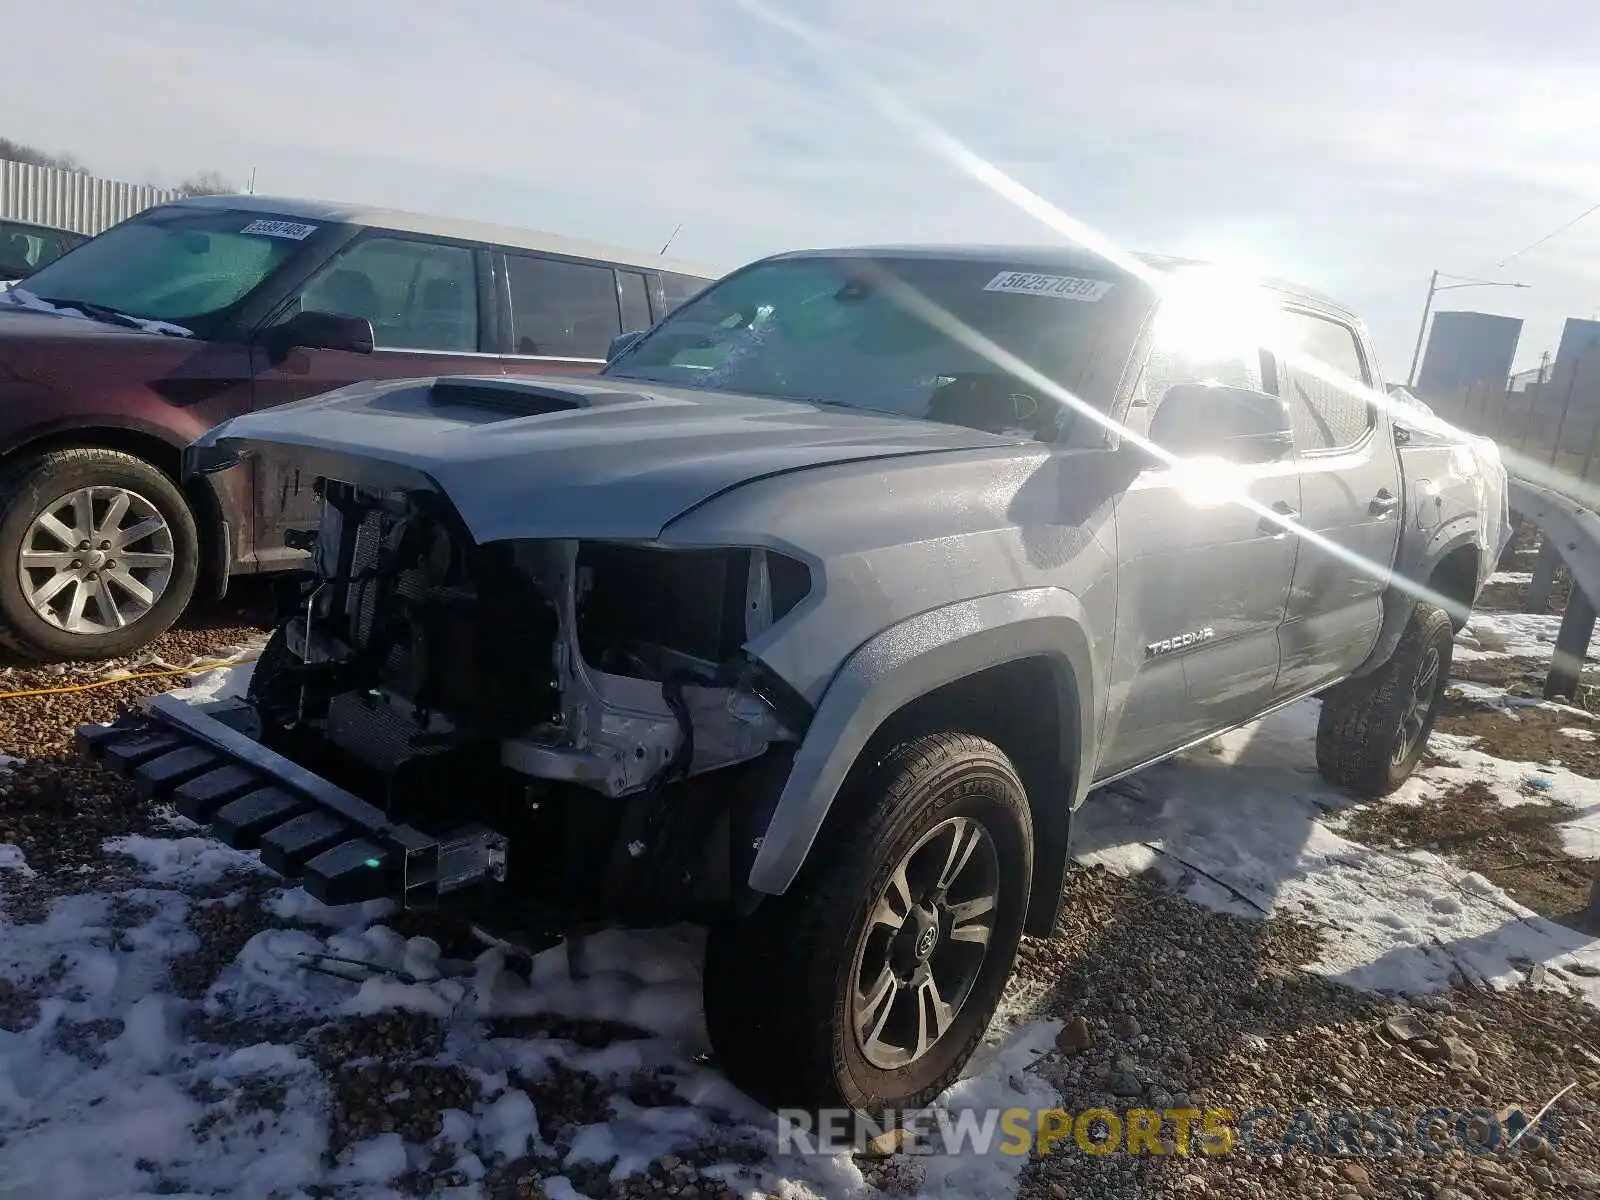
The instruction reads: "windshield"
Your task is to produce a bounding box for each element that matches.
[603,255,1144,438]
[0,220,82,279]
[16,207,320,331]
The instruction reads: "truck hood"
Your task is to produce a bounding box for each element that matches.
[194,374,1023,542]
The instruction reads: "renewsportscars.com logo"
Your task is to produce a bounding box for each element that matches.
[777,1104,1569,1158]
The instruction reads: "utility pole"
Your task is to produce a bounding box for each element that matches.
[1405,270,1531,389]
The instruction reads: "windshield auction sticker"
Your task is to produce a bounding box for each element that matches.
[240,219,320,241]
[983,271,1113,301]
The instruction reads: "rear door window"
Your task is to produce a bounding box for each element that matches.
[505,254,621,358]
[1275,310,1373,452]
[298,235,479,352]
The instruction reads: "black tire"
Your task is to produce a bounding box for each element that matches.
[1316,602,1453,796]
[702,731,1033,1116]
[246,623,300,723]
[0,448,199,660]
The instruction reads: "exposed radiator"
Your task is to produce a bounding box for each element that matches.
[326,690,452,772]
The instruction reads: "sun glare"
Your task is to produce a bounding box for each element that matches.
[1151,267,1288,360]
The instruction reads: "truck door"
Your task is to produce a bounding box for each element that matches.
[1271,309,1403,696]
[1098,336,1302,777]
[247,234,502,570]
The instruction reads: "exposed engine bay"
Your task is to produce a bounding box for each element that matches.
[246,478,813,931]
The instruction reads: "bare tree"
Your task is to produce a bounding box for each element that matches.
[0,137,87,173]
[173,170,239,198]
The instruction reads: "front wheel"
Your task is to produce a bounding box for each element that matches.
[1316,602,1454,796]
[0,448,199,660]
[702,732,1033,1115]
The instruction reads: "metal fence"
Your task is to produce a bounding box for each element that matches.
[1429,349,1600,488]
[0,159,177,237]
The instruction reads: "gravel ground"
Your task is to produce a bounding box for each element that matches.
[0,582,272,760]
[3,576,1600,1198]
[1011,866,1600,1200]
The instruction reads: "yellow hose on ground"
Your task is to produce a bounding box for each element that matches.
[0,655,259,702]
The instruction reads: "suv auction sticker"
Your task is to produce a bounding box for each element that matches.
[983,271,1113,301]
[241,219,320,241]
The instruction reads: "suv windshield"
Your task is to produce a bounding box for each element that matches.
[16,207,321,333]
[603,254,1143,437]
[0,220,83,279]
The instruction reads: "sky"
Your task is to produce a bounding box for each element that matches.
[4,0,1598,376]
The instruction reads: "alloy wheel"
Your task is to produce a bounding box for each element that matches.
[1392,645,1442,766]
[851,815,1000,1070]
[18,485,175,634]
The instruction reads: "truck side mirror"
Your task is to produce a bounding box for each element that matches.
[1151,382,1294,464]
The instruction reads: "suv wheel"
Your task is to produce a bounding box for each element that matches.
[0,449,199,660]
[1316,601,1454,796]
[702,731,1033,1115]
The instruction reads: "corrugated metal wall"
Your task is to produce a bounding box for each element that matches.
[0,160,178,236]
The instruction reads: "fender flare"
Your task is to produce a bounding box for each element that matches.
[1351,525,1479,679]
[747,587,1099,897]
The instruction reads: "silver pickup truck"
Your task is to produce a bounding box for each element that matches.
[79,245,1505,1117]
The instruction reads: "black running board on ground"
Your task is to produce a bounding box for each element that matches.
[77,693,507,908]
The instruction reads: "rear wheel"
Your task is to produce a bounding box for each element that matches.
[702,731,1032,1115]
[0,449,198,660]
[1316,602,1453,795]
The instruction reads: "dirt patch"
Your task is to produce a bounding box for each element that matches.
[1344,781,1595,928]
[1435,687,1600,774]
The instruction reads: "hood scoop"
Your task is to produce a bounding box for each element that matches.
[427,377,587,417]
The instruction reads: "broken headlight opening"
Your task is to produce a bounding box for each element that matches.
[245,478,813,935]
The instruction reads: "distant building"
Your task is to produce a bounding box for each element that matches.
[1553,317,1600,376]
[1415,310,1524,399]
[1509,363,1547,392]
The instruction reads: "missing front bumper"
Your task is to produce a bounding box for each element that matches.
[76,692,508,908]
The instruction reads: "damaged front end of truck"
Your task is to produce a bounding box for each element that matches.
[76,376,868,947]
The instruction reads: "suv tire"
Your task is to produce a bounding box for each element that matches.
[0,448,199,660]
[1316,601,1453,796]
[702,731,1033,1116]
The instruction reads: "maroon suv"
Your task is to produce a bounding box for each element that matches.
[0,195,716,659]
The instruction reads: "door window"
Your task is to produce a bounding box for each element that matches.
[1275,311,1373,451]
[618,270,652,333]
[298,236,478,352]
[505,254,621,358]
[1137,339,1265,415]
[659,271,707,316]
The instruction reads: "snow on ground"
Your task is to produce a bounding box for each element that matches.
[1454,609,1566,661]
[1074,698,1600,1004]
[0,847,1059,1200]
[5,643,1600,1198]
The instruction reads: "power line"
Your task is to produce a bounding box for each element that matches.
[1496,199,1600,268]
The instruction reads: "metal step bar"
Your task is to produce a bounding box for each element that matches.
[77,693,507,908]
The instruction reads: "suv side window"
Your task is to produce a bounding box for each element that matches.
[617,269,652,333]
[505,254,621,358]
[1276,310,1372,452]
[298,235,478,352]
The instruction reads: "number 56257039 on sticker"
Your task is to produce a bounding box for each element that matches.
[983,270,1113,301]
